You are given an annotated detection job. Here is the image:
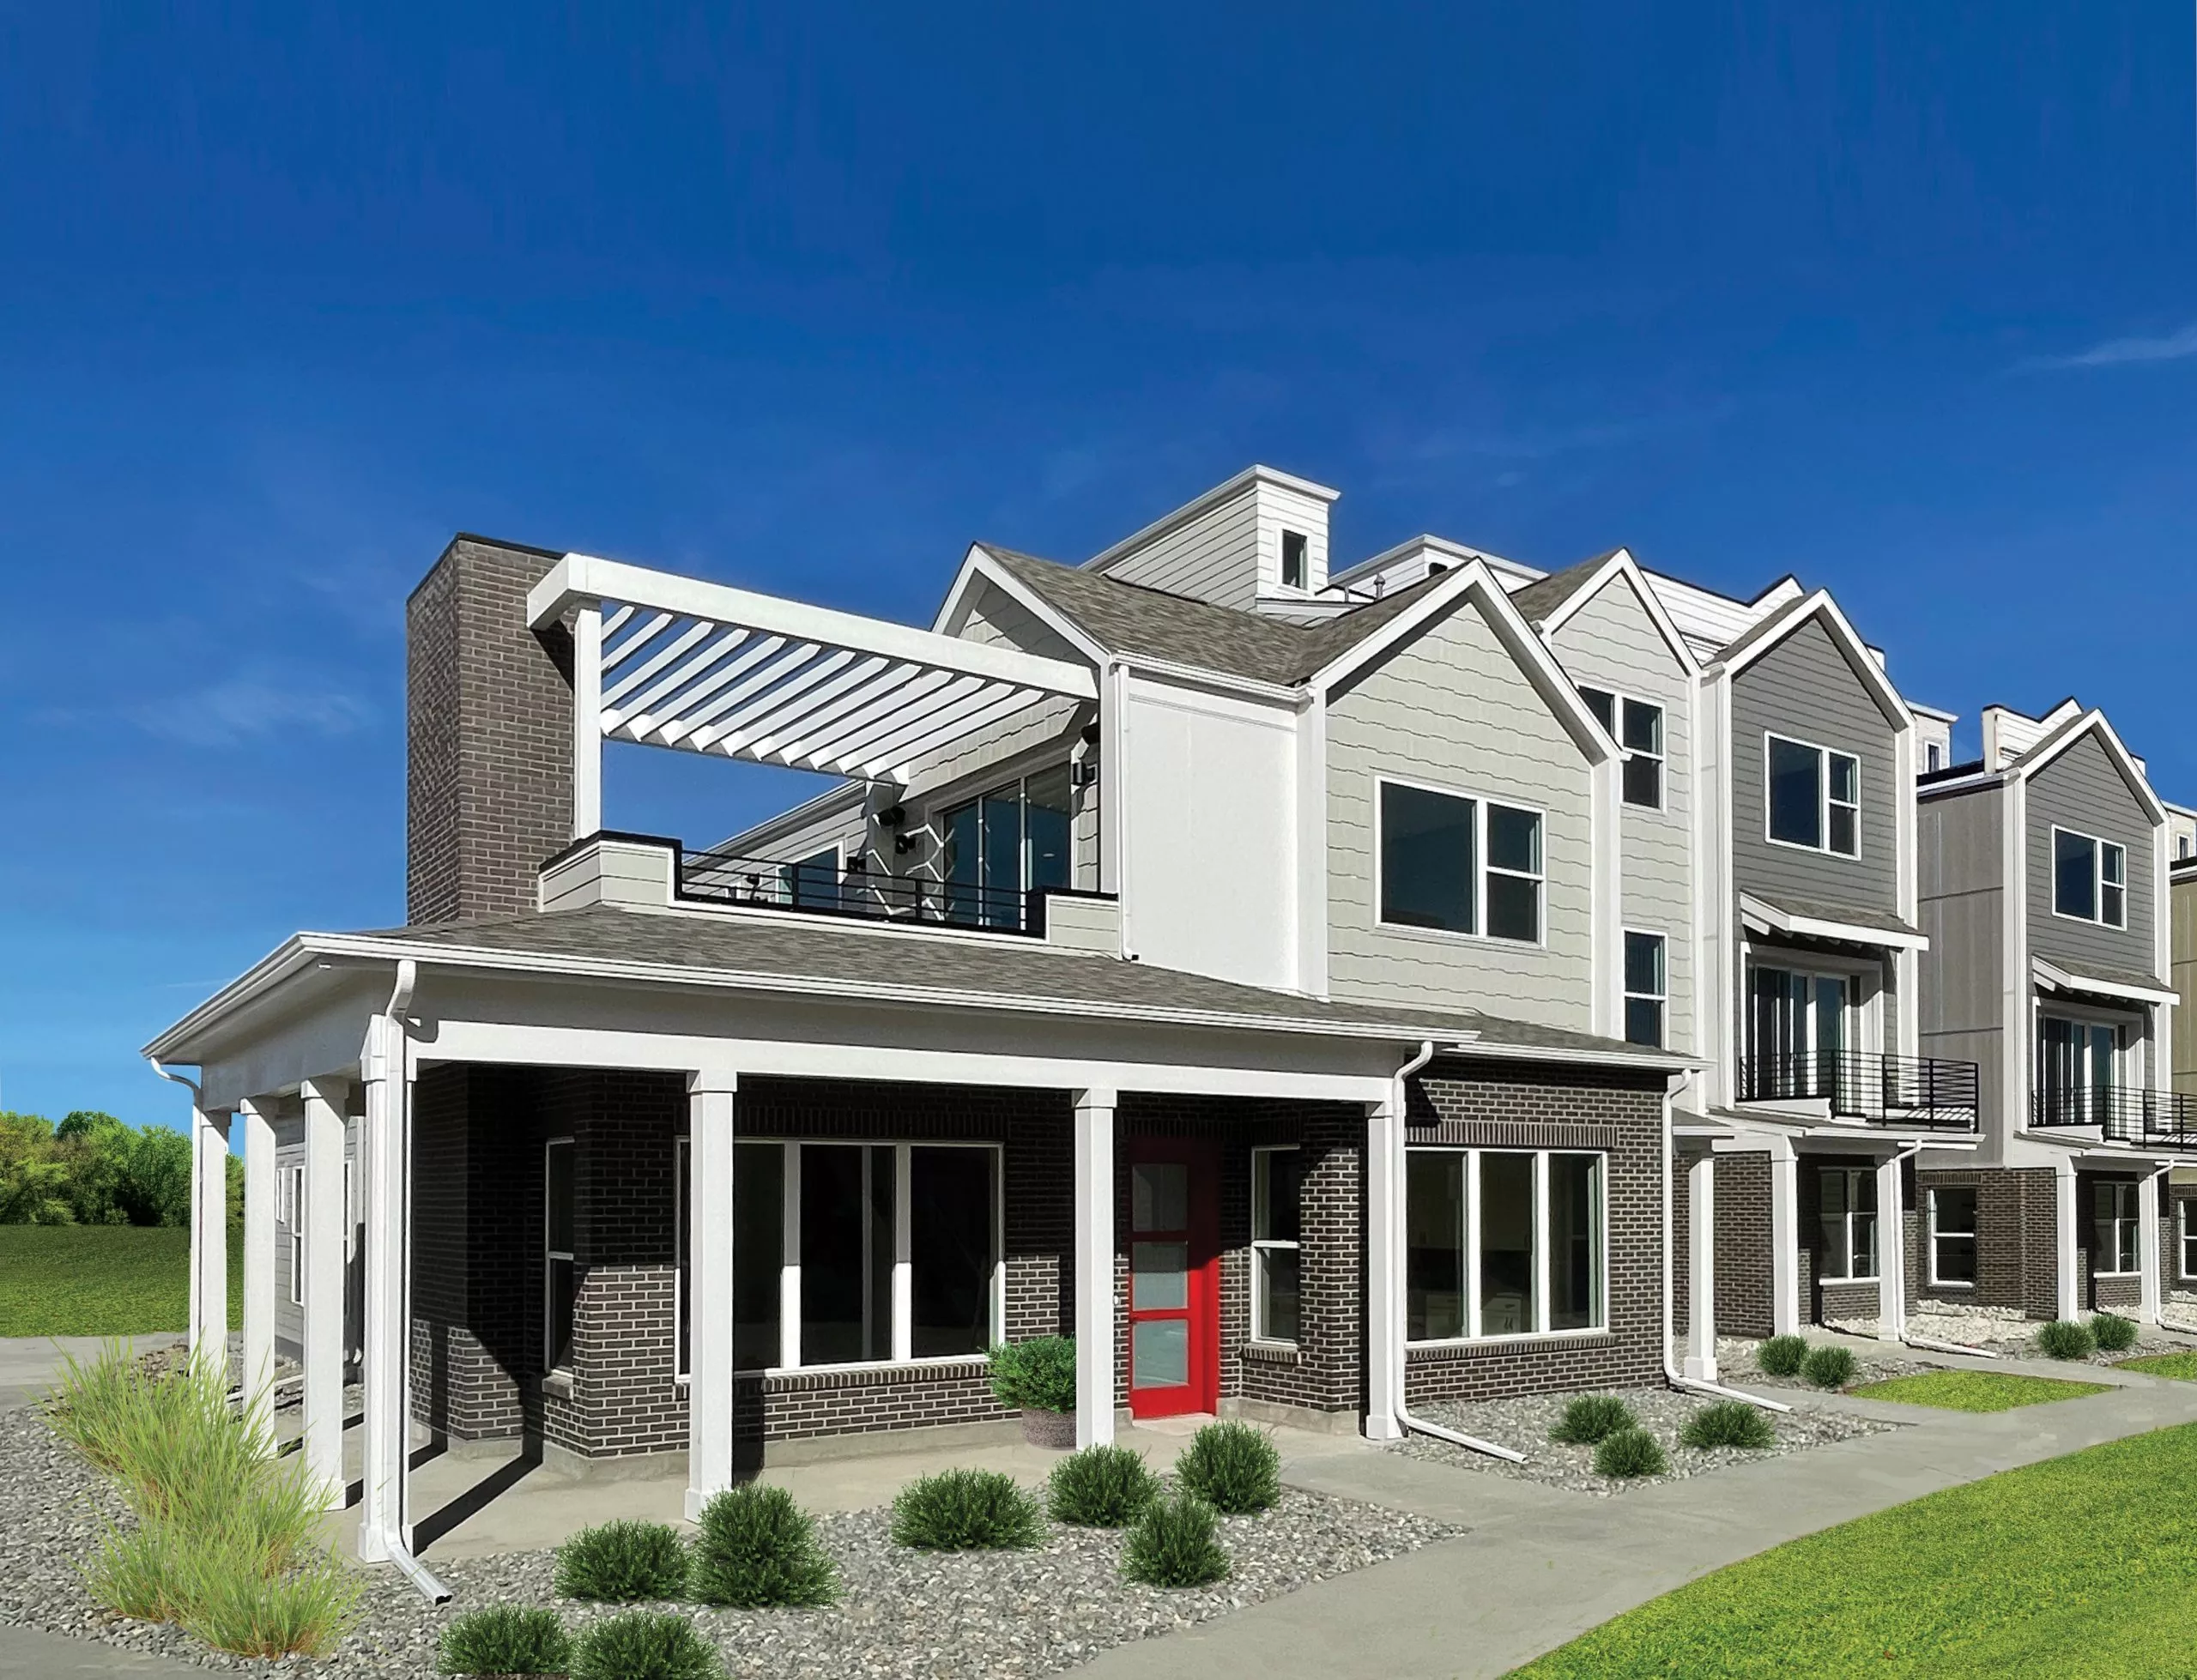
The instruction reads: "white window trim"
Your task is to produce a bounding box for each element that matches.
[2095,1180,2140,1277]
[1405,1146,1607,1346]
[545,1135,576,1375]
[2179,1198,2197,1280]
[1250,1145,1301,1347]
[2049,825,2129,929]
[1927,1185,1976,1290]
[1621,928,1668,1049]
[1819,1164,1880,1284]
[1372,774,1548,949]
[1278,529,1311,594]
[1580,685,1667,813]
[1763,731,1861,859]
[282,1164,304,1308]
[1743,949,1874,1073]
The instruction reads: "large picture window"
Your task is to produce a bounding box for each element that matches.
[1819,1166,1878,1282]
[941,768,1074,930]
[1766,734,1860,857]
[1377,780,1543,944]
[1405,1149,1603,1342]
[1929,1186,1976,1287]
[2094,1181,2139,1276]
[545,1137,576,1373]
[2053,828,2127,928]
[1251,1147,1303,1344]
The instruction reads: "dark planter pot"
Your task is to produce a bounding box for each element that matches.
[1019,1406,1078,1450]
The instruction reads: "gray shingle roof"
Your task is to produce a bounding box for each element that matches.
[1507,550,1622,625]
[1748,892,1924,943]
[2037,953,2171,997]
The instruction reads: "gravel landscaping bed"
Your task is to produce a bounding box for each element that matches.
[1391,1385,1893,1496]
[1711,1335,1940,1391]
[0,1405,1457,1677]
[1813,1309,2197,1369]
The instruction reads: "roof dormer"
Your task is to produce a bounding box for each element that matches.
[1084,464,1340,613]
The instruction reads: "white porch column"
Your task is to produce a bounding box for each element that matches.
[2055,1155,2081,1321]
[1769,1143,1801,1336]
[1073,1088,1117,1449]
[685,1070,737,1522]
[357,1016,415,1562]
[1876,1154,1907,1341]
[187,1102,232,1363]
[2140,1167,2166,1326]
[300,1075,350,1509]
[240,1097,278,1434]
[1683,1153,1717,1381]
[571,602,602,839]
[1363,1094,1406,1440]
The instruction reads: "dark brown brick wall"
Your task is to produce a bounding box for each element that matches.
[406,535,574,926]
[1915,1166,2058,1319]
[1713,1151,1775,1338]
[1401,1060,1666,1405]
[2077,1169,2145,1314]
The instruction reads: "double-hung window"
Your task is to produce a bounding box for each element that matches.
[281,1165,305,1307]
[1929,1186,1976,1287]
[1623,931,1667,1048]
[2180,1199,2197,1279]
[2053,828,2127,928]
[1250,1147,1304,1345]
[941,767,1074,930]
[545,1138,576,1373]
[1580,686,1665,810]
[1819,1166,1878,1282]
[1405,1149,1603,1341]
[1377,781,1543,943]
[1766,735,1860,857]
[2095,1181,2139,1276]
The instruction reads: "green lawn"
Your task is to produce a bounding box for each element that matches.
[1514,1423,2197,1678]
[1850,1370,2110,1412]
[0,1224,242,1337]
[2116,1351,2197,1381]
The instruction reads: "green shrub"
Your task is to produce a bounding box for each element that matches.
[440,1605,573,1676]
[890,1469,1043,1550]
[1593,1428,1669,1478]
[1121,1491,1231,1588]
[2091,1312,2139,1354]
[687,1485,836,1609]
[1756,1334,1809,1377]
[988,1336,1077,1413]
[174,1546,364,1661]
[1047,1444,1159,1527]
[1679,1401,1776,1451]
[570,1611,721,1680]
[554,1521,689,1603]
[2037,1319,2097,1361]
[1549,1394,1636,1445]
[1171,1420,1281,1515]
[1801,1345,1859,1390]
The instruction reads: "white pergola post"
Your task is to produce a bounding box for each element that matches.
[300,1075,350,1509]
[1073,1088,1117,1449]
[2056,1155,2081,1321]
[1769,1145,1801,1336]
[572,602,602,839]
[685,1070,737,1522]
[188,1102,232,1363]
[1363,1093,1406,1440]
[1876,1153,1908,1341]
[2140,1167,2166,1326]
[358,1018,414,1562]
[1683,1153,1717,1381]
[240,1097,278,1435]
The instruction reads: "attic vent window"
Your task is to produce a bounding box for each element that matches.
[1281,529,1309,590]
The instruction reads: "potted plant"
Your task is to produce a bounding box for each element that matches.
[990,1336,1078,1448]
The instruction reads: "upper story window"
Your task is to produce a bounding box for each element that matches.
[1925,742,1944,774]
[1623,931,1667,1048]
[778,846,839,909]
[941,766,1074,929]
[2052,827,2127,928]
[1579,687,1664,810]
[1280,529,1309,590]
[1377,780,1543,944]
[1766,734,1860,857]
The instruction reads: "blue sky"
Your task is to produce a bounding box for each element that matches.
[2,5,2192,1125]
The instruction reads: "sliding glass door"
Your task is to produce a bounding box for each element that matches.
[1748,965,1850,1104]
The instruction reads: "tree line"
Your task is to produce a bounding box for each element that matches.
[0,1110,242,1226]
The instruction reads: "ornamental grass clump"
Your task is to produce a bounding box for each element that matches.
[1171,1420,1281,1515]
[439,1604,573,1677]
[1755,1334,1809,1377]
[890,1468,1043,1550]
[554,1521,690,1603]
[688,1485,836,1609]
[1047,1444,1159,1527]
[570,1611,722,1680]
[1679,1400,1776,1451]
[2037,1319,2097,1361]
[1120,1490,1230,1589]
[1549,1394,1636,1446]
[1801,1345,1860,1390]
[1592,1427,1668,1478]
[2091,1312,2139,1354]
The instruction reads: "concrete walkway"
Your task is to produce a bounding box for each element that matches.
[0,1623,201,1678]
[1078,1357,2197,1680]
[0,1335,177,1413]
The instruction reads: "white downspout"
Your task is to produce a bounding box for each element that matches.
[2142,1161,2172,1330]
[1662,1072,1791,1412]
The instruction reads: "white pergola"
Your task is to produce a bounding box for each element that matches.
[527,555,1098,837]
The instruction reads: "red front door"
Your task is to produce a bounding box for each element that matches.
[1125,1140,1219,1418]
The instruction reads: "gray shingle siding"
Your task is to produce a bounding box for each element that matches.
[2025,732,2160,980]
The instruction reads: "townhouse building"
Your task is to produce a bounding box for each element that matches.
[150,463,2188,1578]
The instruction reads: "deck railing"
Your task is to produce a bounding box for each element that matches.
[2031,1084,2197,1148]
[677,848,1041,935]
[1738,1049,1980,1131]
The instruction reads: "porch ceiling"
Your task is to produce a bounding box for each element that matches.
[529,554,1097,783]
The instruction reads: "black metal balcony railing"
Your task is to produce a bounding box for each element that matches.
[1739,1050,1981,1131]
[677,848,1041,935]
[2032,1085,2197,1148]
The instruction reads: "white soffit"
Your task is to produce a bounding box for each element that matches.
[530,555,1097,783]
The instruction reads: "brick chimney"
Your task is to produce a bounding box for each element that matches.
[406,535,576,925]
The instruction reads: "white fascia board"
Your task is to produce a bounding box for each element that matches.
[1910,701,1959,724]
[2010,710,2169,827]
[2031,955,2177,1008]
[1738,891,1929,953]
[530,553,1095,703]
[1086,465,1341,573]
[1534,549,1703,679]
[1711,591,1912,734]
[1117,653,1303,706]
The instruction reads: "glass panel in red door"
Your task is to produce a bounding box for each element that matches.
[1125,1142,1218,1417]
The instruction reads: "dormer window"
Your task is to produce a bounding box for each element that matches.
[1766,734,1860,857]
[1280,529,1309,591]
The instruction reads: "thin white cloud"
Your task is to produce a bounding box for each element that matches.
[120,680,372,749]
[2016,323,2197,372]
